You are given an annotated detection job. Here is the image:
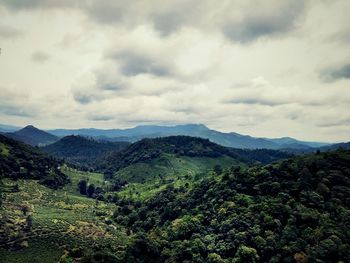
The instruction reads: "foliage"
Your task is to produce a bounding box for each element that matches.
[0,135,68,189]
[111,150,350,262]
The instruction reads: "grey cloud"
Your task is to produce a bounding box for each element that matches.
[223,1,305,42]
[73,92,93,105]
[1,0,306,43]
[152,12,184,36]
[316,118,350,128]
[225,98,290,106]
[1,0,77,10]
[84,1,123,24]
[320,64,350,82]
[31,51,51,63]
[0,105,35,117]
[99,83,123,91]
[89,115,115,121]
[0,25,22,39]
[112,51,172,77]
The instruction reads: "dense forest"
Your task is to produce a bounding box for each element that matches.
[0,134,68,189]
[85,150,350,263]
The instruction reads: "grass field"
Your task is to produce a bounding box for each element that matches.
[115,154,242,200]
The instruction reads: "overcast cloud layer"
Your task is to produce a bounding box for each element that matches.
[0,0,349,142]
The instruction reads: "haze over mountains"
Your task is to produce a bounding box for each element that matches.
[0,123,340,150]
[47,124,329,150]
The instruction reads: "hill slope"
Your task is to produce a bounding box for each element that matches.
[41,135,130,168]
[5,125,58,146]
[0,134,68,188]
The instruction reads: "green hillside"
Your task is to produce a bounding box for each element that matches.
[0,134,68,189]
[97,136,291,174]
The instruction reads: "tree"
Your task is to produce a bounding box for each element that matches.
[214,165,223,175]
[78,179,87,195]
[233,245,259,263]
[87,184,95,198]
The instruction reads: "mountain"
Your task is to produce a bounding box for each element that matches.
[41,135,130,168]
[5,125,58,146]
[320,141,350,151]
[96,136,291,183]
[265,136,328,148]
[48,124,329,150]
[0,134,68,188]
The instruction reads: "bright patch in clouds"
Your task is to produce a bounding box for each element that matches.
[0,0,349,142]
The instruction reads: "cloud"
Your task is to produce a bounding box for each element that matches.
[31,51,51,63]
[111,50,173,77]
[1,0,306,43]
[320,63,350,82]
[0,87,39,117]
[222,0,305,42]
[1,0,350,142]
[225,97,290,106]
[0,25,22,39]
[0,0,76,10]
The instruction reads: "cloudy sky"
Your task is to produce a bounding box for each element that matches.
[0,0,349,142]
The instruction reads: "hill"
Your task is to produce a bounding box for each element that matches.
[5,125,58,146]
[41,135,130,168]
[47,124,329,150]
[96,136,292,172]
[114,149,350,262]
[0,134,68,189]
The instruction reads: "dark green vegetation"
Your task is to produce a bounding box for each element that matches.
[0,134,68,189]
[95,136,291,200]
[1,133,349,263]
[41,135,130,169]
[113,150,350,263]
[97,136,291,174]
[4,125,58,146]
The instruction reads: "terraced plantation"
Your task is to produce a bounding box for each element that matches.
[0,167,128,263]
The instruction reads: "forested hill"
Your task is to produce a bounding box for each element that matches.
[96,136,292,173]
[41,135,130,168]
[114,149,350,262]
[0,134,68,189]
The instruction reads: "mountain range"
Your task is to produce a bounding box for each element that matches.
[47,124,329,150]
[2,123,347,151]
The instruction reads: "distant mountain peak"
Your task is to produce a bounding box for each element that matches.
[22,125,38,130]
[5,125,58,146]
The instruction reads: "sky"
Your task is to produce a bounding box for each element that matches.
[0,0,349,142]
